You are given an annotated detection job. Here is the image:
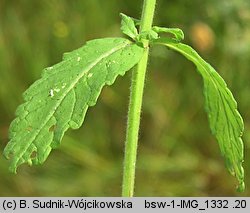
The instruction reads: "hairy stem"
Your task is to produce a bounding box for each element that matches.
[122,0,156,197]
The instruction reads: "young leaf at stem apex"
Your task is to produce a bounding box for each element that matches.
[120,13,184,44]
[120,13,139,41]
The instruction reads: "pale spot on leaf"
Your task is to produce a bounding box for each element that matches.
[49,89,54,97]
[88,73,93,78]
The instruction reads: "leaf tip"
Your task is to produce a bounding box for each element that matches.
[8,163,18,174]
[119,13,126,18]
[120,13,138,40]
[236,181,245,192]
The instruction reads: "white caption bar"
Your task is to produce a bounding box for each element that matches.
[0,198,249,213]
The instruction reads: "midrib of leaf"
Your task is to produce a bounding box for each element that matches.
[18,40,131,160]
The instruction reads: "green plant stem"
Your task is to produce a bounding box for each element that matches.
[122,0,156,197]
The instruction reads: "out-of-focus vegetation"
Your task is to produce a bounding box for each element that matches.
[0,0,250,196]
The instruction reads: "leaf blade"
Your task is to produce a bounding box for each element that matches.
[4,37,144,172]
[154,38,244,191]
[120,13,138,40]
[152,26,184,41]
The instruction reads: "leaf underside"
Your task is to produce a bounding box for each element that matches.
[4,37,144,172]
[154,38,244,191]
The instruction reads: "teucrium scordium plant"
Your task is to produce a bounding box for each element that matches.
[4,0,245,196]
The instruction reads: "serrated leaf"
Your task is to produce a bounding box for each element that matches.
[154,38,244,191]
[4,37,144,173]
[120,13,138,40]
[152,26,184,42]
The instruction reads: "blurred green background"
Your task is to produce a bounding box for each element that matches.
[0,0,250,196]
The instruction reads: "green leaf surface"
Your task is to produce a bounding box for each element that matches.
[4,37,144,173]
[152,26,184,41]
[120,13,138,40]
[154,38,244,191]
[137,30,159,41]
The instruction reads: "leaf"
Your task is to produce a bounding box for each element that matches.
[154,38,244,191]
[137,30,159,41]
[130,17,141,27]
[4,37,144,173]
[152,26,184,42]
[136,27,184,44]
[120,13,184,43]
[120,13,138,40]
